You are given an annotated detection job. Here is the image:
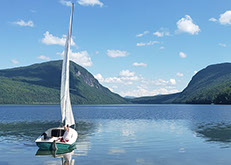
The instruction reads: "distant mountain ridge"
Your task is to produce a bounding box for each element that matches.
[131,63,231,104]
[0,60,128,104]
[1,61,231,105]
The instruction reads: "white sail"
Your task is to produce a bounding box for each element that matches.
[60,3,75,126]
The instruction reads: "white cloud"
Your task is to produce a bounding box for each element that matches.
[147,41,159,45]
[41,31,76,46]
[219,11,231,25]
[136,31,149,37]
[129,78,178,96]
[95,51,99,54]
[153,31,170,37]
[119,70,135,77]
[211,11,231,25]
[209,17,217,22]
[12,20,34,27]
[176,15,200,35]
[120,86,179,97]
[219,43,227,47]
[107,50,129,58]
[104,77,123,83]
[94,73,104,83]
[37,55,50,61]
[153,31,163,37]
[153,28,170,37]
[176,72,184,77]
[133,62,147,67]
[112,85,118,89]
[11,59,19,64]
[136,42,146,47]
[96,72,179,97]
[94,68,180,97]
[169,79,176,85]
[179,52,187,58]
[150,79,168,86]
[59,0,72,7]
[78,0,103,7]
[136,41,159,47]
[121,76,140,81]
[149,78,177,86]
[96,71,142,85]
[160,46,165,50]
[58,50,93,67]
[124,81,133,85]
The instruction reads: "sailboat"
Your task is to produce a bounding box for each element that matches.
[35,3,78,150]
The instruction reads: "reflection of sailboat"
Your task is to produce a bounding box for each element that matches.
[35,3,78,150]
[36,148,75,165]
[63,151,75,165]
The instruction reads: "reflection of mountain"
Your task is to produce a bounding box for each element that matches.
[194,123,231,143]
[0,121,60,143]
[75,121,98,156]
[76,121,97,139]
[0,120,97,144]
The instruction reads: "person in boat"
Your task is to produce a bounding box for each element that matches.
[59,125,71,143]
[41,132,49,140]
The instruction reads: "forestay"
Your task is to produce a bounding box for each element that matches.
[60,4,75,126]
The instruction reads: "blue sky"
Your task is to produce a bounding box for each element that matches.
[1,0,231,97]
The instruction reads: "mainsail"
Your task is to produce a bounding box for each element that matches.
[60,3,75,126]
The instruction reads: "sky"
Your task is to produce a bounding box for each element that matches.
[1,0,231,97]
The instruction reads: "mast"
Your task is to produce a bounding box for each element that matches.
[60,3,75,126]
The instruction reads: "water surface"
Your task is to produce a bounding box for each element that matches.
[1,104,231,165]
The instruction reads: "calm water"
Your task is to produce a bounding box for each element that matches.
[1,104,231,165]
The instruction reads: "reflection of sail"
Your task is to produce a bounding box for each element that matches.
[63,152,75,165]
[194,123,231,143]
[0,120,97,143]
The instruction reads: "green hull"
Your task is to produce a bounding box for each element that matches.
[36,148,75,157]
[36,142,76,151]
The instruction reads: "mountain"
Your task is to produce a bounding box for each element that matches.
[124,96,137,99]
[131,63,231,104]
[130,93,180,104]
[0,60,128,104]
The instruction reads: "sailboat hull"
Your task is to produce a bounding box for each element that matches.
[35,127,78,151]
[36,141,76,150]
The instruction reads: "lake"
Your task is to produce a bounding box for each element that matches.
[1,104,231,165]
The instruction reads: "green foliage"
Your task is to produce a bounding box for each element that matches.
[131,63,231,104]
[0,60,128,104]
[131,93,180,104]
